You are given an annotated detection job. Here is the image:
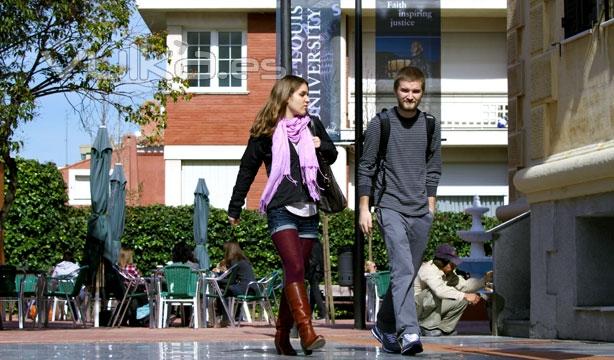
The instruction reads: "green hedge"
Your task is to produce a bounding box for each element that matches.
[4,158,499,280]
[3,159,88,270]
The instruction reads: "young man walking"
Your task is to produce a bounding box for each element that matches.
[358,66,442,356]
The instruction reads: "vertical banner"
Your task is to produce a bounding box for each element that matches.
[375,0,441,119]
[289,0,342,141]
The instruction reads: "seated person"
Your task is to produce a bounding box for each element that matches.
[414,243,492,337]
[118,247,140,278]
[116,247,148,326]
[166,242,199,326]
[51,251,80,278]
[364,260,379,321]
[217,241,256,297]
[211,260,227,275]
[214,242,256,326]
[364,260,377,274]
[170,242,200,270]
[49,251,81,319]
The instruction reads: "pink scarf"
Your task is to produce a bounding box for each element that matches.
[259,115,320,213]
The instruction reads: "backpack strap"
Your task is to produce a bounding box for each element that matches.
[425,112,436,161]
[371,109,391,207]
[376,108,391,164]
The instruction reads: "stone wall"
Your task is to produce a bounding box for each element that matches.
[530,193,614,341]
[492,214,531,337]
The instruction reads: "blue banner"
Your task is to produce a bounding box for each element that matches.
[287,0,341,141]
[376,0,441,118]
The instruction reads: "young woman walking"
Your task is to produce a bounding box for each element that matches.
[228,75,337,355]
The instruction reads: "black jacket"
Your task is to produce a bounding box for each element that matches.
[228,117,337,219]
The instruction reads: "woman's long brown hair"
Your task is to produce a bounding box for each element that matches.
[119,248,134,268]
[222,241,248,267]
[250,75,308,137]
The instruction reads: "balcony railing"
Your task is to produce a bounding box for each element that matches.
[340,93,507,141]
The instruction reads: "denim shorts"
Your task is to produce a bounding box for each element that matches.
[267,207,319,239]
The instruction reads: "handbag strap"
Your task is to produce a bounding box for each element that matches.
[308,117,326,165]
[308,117,317,137]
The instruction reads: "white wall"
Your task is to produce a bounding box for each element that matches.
[441,32,507,93]
[68,169,91,206]
[438,162,508,197]
[180,160,241,209]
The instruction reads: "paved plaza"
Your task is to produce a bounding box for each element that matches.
[1,320,613,359]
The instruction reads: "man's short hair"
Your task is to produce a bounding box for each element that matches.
[63,251,74,262]
[393,66,425,92]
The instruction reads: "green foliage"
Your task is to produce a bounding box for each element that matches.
[3,158,500,279]
[121,205,193,272]
[3,158,88,270]
[0,0,191,260]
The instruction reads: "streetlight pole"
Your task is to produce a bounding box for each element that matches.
[280,0,292,74]
[353,0,366,330]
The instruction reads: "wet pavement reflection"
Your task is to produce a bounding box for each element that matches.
[2,337,614,360]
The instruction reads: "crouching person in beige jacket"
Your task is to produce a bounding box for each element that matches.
[414,243,492,336]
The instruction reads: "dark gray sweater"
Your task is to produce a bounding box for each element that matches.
[357,107,441,216]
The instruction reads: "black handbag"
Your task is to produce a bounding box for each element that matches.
[309,119,347,213]
[316,156,347,213]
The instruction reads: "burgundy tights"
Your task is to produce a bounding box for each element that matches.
[272,229,315,284]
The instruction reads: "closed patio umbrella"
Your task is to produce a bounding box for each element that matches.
[193,178,211,270]
[84,126,112,276]
[83,126,112,327]
[106,163,126,265]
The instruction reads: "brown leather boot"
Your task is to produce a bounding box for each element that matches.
[274,293,297,356]
[285,282,325,353]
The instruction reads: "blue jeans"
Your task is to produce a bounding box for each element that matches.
[267,207,319,239]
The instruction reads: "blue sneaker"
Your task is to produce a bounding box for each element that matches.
[400,333,423,356]
[371,324,401,353]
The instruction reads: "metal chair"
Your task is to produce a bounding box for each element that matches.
[42,265,89,328]
[109,265,148,327]
[230,269,281,327]
[200,264,238,327]
[0,265,18,329]
[16,273,40,328]
[157,264,200,328]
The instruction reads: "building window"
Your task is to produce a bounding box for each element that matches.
[561,0,614,38]
[187,32,211,88]
[185,31,245,90]
[218,32,243,88]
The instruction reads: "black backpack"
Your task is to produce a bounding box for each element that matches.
[371,108,436,206]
